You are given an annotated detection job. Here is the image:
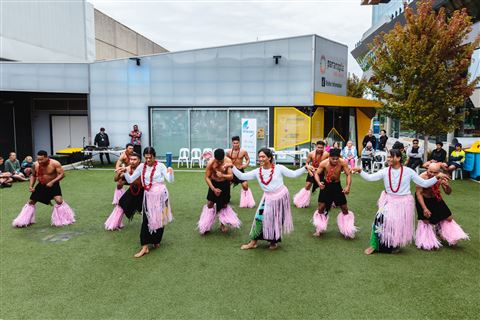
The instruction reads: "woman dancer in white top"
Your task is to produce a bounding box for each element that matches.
[119,147,174,258]
[229,148,314,250]
[353,149,449,255]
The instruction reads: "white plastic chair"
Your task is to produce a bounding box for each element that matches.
[177,148,190,168]
[190,148,202,168]
[299,148,310,167]
[452,167,463,180]
[202,148,213,167]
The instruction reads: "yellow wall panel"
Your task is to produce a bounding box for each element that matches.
[274,107,311,150]
[356,108,372,153]
[311,107,324,142]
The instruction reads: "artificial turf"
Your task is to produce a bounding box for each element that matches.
[0,168,479,319]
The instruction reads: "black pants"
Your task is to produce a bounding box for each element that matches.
[140,213,164,246]
[407,158,422,170]
[361,158,372,171]
[99,152,111,164]
[133,145,142,158]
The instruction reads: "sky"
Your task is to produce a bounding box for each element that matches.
[89,0,372,77]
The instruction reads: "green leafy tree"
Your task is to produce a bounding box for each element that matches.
[347,73,368,98]
[368,0,479,157]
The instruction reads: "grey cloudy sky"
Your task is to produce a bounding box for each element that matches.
[90,0,372,76]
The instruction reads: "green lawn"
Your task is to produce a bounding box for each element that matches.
[1,169,479,319]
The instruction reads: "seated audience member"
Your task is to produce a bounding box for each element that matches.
[0,156,13,188]
[341,140,358,169]
[423,141,448,170]
[447,143,465,173]
[4,152,28,182]
[361,142,375,172]
[21,156,34,178]
[406,139,424,170]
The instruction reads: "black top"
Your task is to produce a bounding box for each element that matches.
[378,135,388,150]
[362,135,377,148]
[429,149,446,162]
[94,132,110,148]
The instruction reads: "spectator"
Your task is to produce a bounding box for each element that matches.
[325,140,331,153]
[362,129,377,149]
[21,156,34,178]
[392,141,407,164]
[405,138,424,170]
[341,140,358,169]
[332,141,341,149]
[447,143,465,173]
[378,129,388,151]
[94,127,111,165]
[361,141,375,172]
[129,124,142,156]
[423,141,447,170]
[0,156,13,188]
[4,152,28,181]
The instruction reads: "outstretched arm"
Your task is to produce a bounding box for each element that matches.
[278,165,307,178]
[411,170,438,188]
[232,166,257,181]
[358,168,384,182]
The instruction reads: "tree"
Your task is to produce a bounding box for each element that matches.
[368,0,480,158]
[347,73,368,98]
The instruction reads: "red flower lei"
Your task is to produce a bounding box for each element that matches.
[388,165,403,193]
[259,164,275,185]
[312,151,323,168]
[431,182,443,202]
[129,167,142,196]
[325,164,337,183]
[142,161,157,191]
[36,159,50,184]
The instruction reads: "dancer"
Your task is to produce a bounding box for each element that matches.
[229,148,314,250]
[293,140,329,208]
[120,147,173,258]
[112,143,135,205]
[311,148,357,239]
[415,163,469,250]
[105,152,143,231]
[198,149,241,234]
[12,150,75,227]
[353,149,449,255]
[227,136,255,208]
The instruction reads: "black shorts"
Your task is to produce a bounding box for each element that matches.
[318,181,347,210]
[119,185,144,220]
[207,180,231,209]
[306,172,323,193]
[415,195,452,224]
[232,168,245,186]
[447,161,462,169]
[30,182,62,205]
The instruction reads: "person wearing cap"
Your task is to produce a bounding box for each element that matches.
[94,127,111,165]
[447,143,466,173]
[423,141,448,170]
[197,149,241,235]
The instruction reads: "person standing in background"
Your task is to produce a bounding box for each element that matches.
[378,130,388,151]
[129,125,142,156]
[94,127,111,165]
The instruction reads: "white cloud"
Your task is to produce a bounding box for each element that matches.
[90,0,371,76]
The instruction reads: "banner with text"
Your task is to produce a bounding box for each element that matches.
[241,118,257,167]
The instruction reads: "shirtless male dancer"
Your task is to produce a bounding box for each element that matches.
[415,163,469,250]
[12,150,75,227]
[312,148,357,239]
[112,143,135,205]
[227,136,255,208]
[197,149,241,234]
[293,140,330,208]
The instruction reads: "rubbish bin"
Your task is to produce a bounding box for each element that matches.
[464,141,480,179]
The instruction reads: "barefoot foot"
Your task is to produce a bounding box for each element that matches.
[240,241,257,250]
[134,246,149,258]
[364,247,375,255]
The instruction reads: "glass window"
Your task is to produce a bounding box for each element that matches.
[151,109,189,157]
[190,110,228,150]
